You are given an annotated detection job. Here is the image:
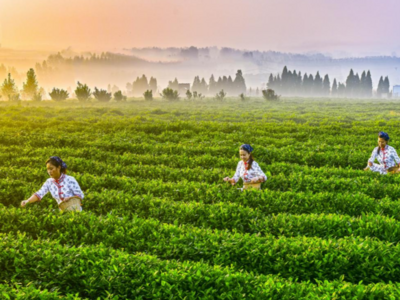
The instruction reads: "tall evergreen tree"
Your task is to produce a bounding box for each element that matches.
[345,69,355,97]
[366,71,373,98]
[1,73,18,100]
[149,77,157,93]
[308,74,314,96]
[192,76,201,93]
[384,76,390,95]
[287,70,294,95]
[377,76,384,97]
[221,76,228,94]
[275,74,282,94]
[216,77,223,92]
[22,68,39,100]
[291,70,301,95]
[209,75,217,95]
[322,74,330,96]
[354,73,361,97]
[281,66,288,94]
[360,71,367,97]
[267,74,274,90]
[233,70,246,95]
[200,78,208,95]
[302,73,309,95]
[227,76,234,95]
[331,79,338,97]
[297,72,302,96]
[313,72,323,96]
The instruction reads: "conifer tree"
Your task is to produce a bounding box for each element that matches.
[233,70,246,95]
[377,76,384,97]
[209,75,217,95]
[331,79,338,97]
[384,76,390,94]
[323,74,330,96]
[1,73,18,100]
[345,69,355,97]
[149,77,157,93]
[366,71,373,98]
[22,68,39,100]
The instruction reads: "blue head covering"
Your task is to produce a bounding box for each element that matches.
[240,144,254,153]
[378,131,390,141]
[49,156,67,170]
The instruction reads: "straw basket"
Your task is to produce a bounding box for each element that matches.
[388,165,400,174]
[243,182,261,190]
[59,197,81,212]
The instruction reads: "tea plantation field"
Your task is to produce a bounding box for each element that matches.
[2,98,400,299]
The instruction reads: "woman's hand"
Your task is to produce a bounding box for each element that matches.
[223,177,236,185]
[21,200,29,207]
[368,162,373,167]
[251,177,264,183]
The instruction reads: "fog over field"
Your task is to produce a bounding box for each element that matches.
[1,46,400,97]
[1,0,400,97]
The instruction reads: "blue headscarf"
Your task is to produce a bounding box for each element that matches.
[49,156,67,170]
[240,144,254,153]
[378,131,390,141]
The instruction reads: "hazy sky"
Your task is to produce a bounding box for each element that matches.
[1,0,399,57]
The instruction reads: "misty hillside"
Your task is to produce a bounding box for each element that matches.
[1,46,400,95]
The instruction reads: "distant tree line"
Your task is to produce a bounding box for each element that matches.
[267,66,391,98]
[0,65,393,102]
[0,69,127,102]
[126,75,158,97]
[166,70,246,96]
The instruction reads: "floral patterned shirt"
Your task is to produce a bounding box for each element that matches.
[368,145,400,170]
[232,160,267,183]
[34,173,84,205]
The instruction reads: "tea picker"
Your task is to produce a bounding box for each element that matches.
[223,144,267,190]
[364,131,400,175]
[21,156,84,212]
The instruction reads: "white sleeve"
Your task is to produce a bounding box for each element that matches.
[368,147,378,164]
[232,161,242,183]
[69,177,84,199]
[391,147,400,164]
[34,180,50,201]
[252,161,267,181]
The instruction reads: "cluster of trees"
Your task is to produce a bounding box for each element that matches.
[0,69,44,101]
[0,64,23,86]
[53,82,127,102]
[268,66,391,98]
[45,52,147,66]
[0,69,127,102]
[126,75,157,97]
[377,76,391,97]
[0,65,394,102]
[168,70,247,96]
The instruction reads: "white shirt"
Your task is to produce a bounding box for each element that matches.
[34,173,84,205]
[368,145,400,170]
[232,160,267,183]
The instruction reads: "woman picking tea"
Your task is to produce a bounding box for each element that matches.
[223,144,267,189]
[21,156,84,212]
